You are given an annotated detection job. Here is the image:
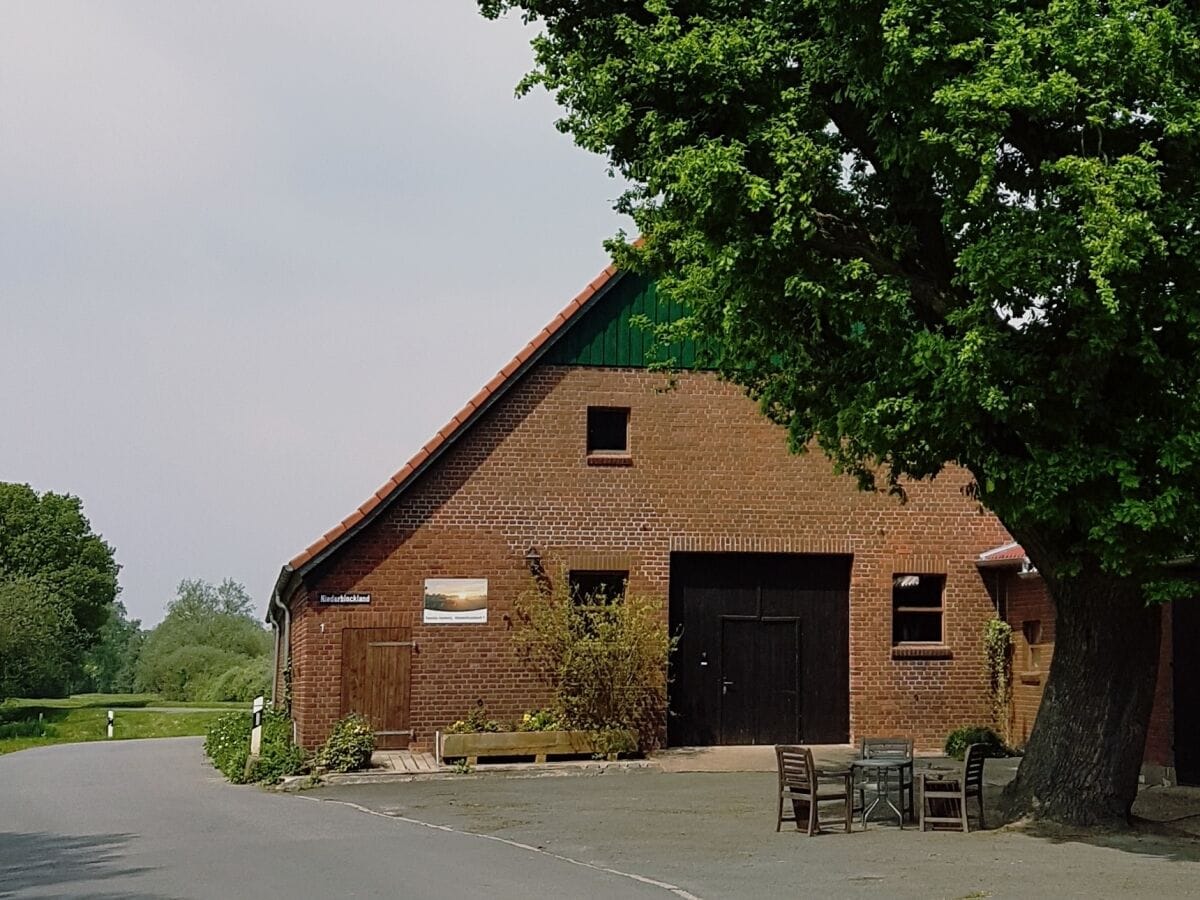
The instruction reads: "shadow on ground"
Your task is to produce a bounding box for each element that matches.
[975,776,1200,864]
[0,831,164,899]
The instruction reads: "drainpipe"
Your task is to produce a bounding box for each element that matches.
[270,584,291,708]
[269,602,279,705]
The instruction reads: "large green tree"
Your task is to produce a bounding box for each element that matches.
[0,579,79,700]
[0,483,120,643]
[482,0,1200,825]
[136,579,271,701]
[78,601,144,694]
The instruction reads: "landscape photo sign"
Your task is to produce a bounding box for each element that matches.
[423,578,488,624]
[319,593,370,605]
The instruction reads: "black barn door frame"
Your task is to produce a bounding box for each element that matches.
[668,552,850,748]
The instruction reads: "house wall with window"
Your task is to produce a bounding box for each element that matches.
[994,567,1177,778]
[274,268,1013,752]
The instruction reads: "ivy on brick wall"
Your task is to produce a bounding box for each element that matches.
[984,617,1013,735]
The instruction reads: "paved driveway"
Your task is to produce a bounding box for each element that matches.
[311,766,1200,899]
[0,738,668,899]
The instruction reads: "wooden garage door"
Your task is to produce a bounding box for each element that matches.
[668,553,850,747]
[341,627,412,750]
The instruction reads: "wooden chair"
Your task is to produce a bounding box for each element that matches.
[858,736,915,822]
[775,745,854,835]
[918,743,986,832]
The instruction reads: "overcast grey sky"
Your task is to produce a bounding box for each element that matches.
[0,3,631,626]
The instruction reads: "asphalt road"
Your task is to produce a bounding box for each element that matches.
[7,740,1200,899]
[0,738,672,899]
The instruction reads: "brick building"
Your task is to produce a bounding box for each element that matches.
[979,544,1200,786]
[270,260,1020,754]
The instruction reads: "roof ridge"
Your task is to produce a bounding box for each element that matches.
[285,257,622,573]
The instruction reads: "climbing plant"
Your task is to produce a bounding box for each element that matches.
[983,617,1013,735]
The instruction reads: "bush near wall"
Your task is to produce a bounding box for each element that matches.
[944,725,1011,760]
[316,713,376,773]
[514,576,675,750]
[204,708,306,784]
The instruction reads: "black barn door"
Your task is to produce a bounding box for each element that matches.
[669,553,850,746]
[719,618,800,745]
[1174,598,1200,785]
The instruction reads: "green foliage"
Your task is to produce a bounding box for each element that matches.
[0,718,56,740]
[944,726,1010,761]
[589,727,637,759]
[166,577,257,620]
[203,711,253,782]
[481,1,1200,595]
[136,579,271,701]
[316,713,376,773]
[983,617,1013,730]
[445,704,506,734]
[517,708,563,732]
[514,574,675,750]
[0,703,58,739]
[199,657,270,703]
[2,702,226,756]
[0,579,80,700]
[77,601,143,694]
[203,708,304,784]
[253,710,307,784]
[0,483,119,642]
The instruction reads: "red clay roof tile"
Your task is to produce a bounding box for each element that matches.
[977,542,1028,567]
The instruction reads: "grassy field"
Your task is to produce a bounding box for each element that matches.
[6,693,247,711]
[0,694,249,756]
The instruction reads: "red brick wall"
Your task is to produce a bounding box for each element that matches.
[1000,572,1174,769]
[285,365,1012,751]
[1002,574,1057,747]
[1146,607,1174,768]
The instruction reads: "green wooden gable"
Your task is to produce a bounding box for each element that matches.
[544,273,707,368]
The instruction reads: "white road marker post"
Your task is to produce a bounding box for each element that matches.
[244,696,264,780]
[107,710,114,739]
[250,696,264,756]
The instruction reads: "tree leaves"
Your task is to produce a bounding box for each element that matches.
[484,0,1200,588]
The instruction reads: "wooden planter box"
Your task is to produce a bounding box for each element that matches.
[437,730,636,765]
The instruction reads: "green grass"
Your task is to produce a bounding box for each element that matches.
[6,693,247,710]
[0,693,248,756]
[0,707,230,755]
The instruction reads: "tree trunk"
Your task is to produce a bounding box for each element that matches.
[1000,567,1161,827]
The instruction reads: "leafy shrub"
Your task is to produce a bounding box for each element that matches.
[204,711,253,783]
[204,708,306,783]
[0,718,57,739]
[445,704,506,734]
[944,725,1010,760]
[517,708,562,732]
[80,698,150,709]
[317,713,376,773]
[589,726,637,759]
[0,703,65,729]
[514,574,676,750]
[253,710,307,783]
[201,658,270,703]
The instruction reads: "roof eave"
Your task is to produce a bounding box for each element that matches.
[283,264,628,581]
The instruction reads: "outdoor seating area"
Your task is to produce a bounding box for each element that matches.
[775,740,988,836]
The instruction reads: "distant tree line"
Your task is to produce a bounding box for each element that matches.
[131,578,271,702]
[1,482,270,702]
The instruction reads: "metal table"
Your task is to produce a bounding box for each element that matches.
[851,757,913,828]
